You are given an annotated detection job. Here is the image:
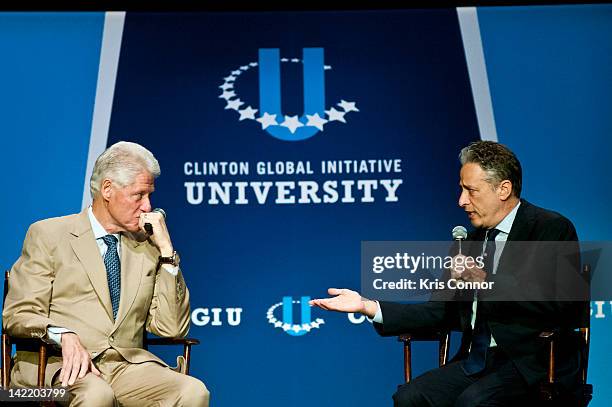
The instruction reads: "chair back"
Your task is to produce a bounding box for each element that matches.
[2,270,12,387]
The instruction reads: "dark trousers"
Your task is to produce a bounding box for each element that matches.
[393,348,530,407]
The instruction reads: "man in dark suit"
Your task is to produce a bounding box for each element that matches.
[310,141,587,406]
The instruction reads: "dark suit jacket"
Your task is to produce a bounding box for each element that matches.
[374,199,588,387]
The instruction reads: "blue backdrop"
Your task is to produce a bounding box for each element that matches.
[1,6,611,406]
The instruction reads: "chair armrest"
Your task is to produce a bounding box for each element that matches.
[398,330,448,342]
[144,337,200,375]
[10,336,51,349]
[145,337,200,346]
[539,330,559,385]
[539,331,556,340]
[3,335,51,388]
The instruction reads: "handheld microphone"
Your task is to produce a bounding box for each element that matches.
[452,225,467,254]
[144,208,166,235]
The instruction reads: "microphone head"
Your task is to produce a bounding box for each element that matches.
[452,225,467,240]
[152,208,166,219]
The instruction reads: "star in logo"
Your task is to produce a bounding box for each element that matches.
[218,90,236,100]
[224,75,236,82]
[325,107,347,123]
[305,113,328,131]
[238,106,258,121]
[338,100,359,113]
[225,99,244,110]
[281,115,305,134]
[218,83,234,91]
[256,112,278,129]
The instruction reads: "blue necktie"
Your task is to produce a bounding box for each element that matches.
[462,228,500,375]
[102,235,121,319]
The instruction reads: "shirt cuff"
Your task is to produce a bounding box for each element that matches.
[161,263,179,276]
[367,300,384,324]
[46,327,74,346]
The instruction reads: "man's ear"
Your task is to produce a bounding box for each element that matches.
[101,179,113,202]
[498,180,513,201]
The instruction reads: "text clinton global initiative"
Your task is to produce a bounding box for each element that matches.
[183,159,404,205]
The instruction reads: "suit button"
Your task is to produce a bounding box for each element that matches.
[109,336,114,342]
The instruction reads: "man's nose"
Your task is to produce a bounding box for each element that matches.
[141,196,152,213]
[458,190,469,207]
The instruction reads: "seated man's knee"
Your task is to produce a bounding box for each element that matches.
[454,386,485,407]
[176,376,210,407]
[69,375,116,406]
[393,383,428,407]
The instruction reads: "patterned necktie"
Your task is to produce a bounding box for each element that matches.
[462,228,500,375]
[102,234,121,319]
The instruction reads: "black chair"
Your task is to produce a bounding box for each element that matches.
[397,330,450,383]
[537,264,592,405]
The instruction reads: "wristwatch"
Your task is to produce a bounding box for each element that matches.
[158,250,180,267]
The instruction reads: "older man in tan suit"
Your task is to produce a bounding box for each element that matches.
[3,142,209,406]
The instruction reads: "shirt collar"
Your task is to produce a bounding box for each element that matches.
[493,201,521,235]
[87,206,120,241]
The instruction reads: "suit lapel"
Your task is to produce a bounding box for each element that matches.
[497,199,535,271]
[505,200,535,242]
[113,234,145,329]
[69,210,114,321]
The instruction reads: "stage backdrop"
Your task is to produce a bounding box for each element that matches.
[1,6,611,406]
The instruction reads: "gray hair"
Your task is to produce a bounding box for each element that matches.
[458,140,522,198]
[90,141,161,199]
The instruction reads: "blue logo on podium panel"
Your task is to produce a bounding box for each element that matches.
[266,296,325,336]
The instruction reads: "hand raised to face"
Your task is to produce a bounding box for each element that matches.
[139,211,173,257]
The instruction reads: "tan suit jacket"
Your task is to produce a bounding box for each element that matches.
[2,209,191,387]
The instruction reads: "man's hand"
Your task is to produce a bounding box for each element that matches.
[309,288,378,318]
[450,254,487,283]
[139,211,173,256]
[59,333,100,387]
[462,267,487,282]
[450,254,467,280]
